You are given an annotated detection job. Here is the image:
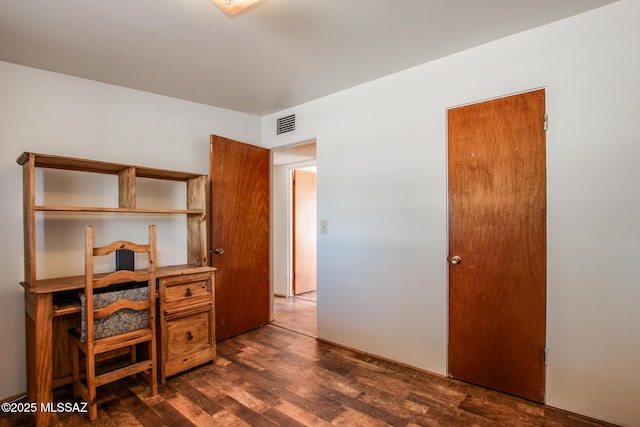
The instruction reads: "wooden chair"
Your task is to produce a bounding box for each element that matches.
[69,225,157,421]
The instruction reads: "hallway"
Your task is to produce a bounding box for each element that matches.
[272,291,317,338]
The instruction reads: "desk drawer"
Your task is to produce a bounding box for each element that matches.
[158,270,215,382]
[164,308,214,378]
[166,311,210,357]
[160,272,212,307]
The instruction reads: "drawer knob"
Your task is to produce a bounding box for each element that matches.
[187,331,193,341]
[186,288,192,297]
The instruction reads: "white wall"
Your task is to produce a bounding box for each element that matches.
[0,61,260,400]
[262,1,640,425]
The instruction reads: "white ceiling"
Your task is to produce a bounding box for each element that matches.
[0,0,616,116]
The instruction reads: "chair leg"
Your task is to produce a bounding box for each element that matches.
[70,341,80,399]
[86,353,98,421]
[149,341,157,396]
[131,344,137,363]
[130,345,138,379]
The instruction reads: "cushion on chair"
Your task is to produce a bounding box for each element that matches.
[80,287,149,343]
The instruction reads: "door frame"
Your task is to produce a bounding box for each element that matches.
[445,88,547,400]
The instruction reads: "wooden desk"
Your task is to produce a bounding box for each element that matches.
[22,264,215,426]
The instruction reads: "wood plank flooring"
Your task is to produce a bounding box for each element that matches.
[3,294,620,426]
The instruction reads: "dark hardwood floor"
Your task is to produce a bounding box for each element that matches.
[3,294,620,426]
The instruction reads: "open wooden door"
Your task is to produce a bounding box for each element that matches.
[293,169,317,295]
[210,135,270,341]
[448,90,547,402]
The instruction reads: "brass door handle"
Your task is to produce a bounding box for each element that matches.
[450,255,461,265]
[214,248,224,255]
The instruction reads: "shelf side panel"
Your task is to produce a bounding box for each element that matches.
[187,176,208,266]
[22,154,36,288]
[119,167,137,209]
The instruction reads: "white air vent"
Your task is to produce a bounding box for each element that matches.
[276,114,296,135]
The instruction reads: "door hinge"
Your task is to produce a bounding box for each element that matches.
[544,114,548,131]
[544,347,548,365]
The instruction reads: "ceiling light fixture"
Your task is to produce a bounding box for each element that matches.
[211,0,263,15]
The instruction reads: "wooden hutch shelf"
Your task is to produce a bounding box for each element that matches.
[16,151,203,181]
[18,152,216,426]
[33,206,204,214]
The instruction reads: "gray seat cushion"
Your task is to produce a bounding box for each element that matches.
[80,287,149,343]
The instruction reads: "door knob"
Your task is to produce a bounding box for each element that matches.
[214,248,224,255]
[450,255,461,265]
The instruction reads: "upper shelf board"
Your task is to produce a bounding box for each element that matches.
[17,152,204,182]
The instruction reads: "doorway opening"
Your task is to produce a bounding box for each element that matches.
[271,141,317,337]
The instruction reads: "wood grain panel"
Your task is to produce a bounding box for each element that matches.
[25,292,54,426]
[187,175,208,266]
[164,279,210,305]
[52,313,79,384]
[118,167,136,209]
[448,89,547,402]
[293,170,317,295]
[17,152,203,181]
[166,312,210,357]
[210,135,270,341]
[22,153,36,288]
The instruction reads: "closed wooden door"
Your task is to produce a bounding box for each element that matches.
[293,169,317,295]
[448,90,547,402]
[210,135,270,341]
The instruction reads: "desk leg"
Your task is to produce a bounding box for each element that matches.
[25,291,54,427]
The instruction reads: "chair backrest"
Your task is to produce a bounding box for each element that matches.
[82,225,156,344]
